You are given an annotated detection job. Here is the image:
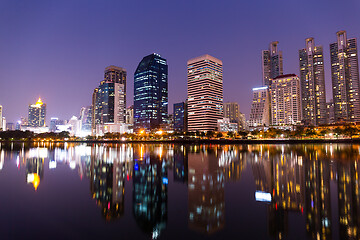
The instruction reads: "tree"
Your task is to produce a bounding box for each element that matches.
[206,131,214,138]
[216,132,223,138]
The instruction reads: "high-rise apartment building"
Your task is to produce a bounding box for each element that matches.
[262,41,284,86]
[299,38,326,126]
[92,66,126,132]
[28,98,46,127]
[249,87,270,127]
[173,102,187,132]
[125,105,134,125]
[134,53,168,131]
[224,102,245,130]
[270,74,302,125]
[187,54,223,132]
[330,30,360,122]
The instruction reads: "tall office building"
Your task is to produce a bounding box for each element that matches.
[262,41,284,86]
[249,86,270,127]
[134,53,168,131]
[224,102,245,130]
[187,54,223,132]
[299,38,326,126]
[28,98,46,127]
[104,66,127,113]
[270,74,302,125]
[0,105,2,131]
[330,30,360,122]
[92,66,126,131]
[173,102,187,132]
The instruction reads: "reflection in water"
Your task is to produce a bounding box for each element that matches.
[188,146,225,234]
[3,143,360,239]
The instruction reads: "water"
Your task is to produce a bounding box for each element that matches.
[0,142,358,240]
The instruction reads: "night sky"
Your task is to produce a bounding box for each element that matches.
[0,0,360,123]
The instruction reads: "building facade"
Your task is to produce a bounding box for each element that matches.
[249,87,270,127]
[224,102,245,130]
[262,41,284,86]
[330,30,360,122]
[270,74,302,125]
[187,54,223,132]
[134,53,168,131]
[28,98,46,127]
[173,102,187,132]
[299,38,327,126]
[92,66,127,134]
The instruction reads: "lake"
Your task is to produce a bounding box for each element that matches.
[0,142,358,240]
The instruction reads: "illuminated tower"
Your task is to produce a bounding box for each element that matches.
[134,53,168,131]
[262,41,284,86]
[299,38,326,126]
[28,98,46,127]
[187,54,223,132]
[330,30,360,122]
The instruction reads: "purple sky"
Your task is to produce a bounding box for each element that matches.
[0,0,360,124]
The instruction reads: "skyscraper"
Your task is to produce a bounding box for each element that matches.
[262,41,284,86]
[187,54,223,132]
[134,53,168,131]
[92,66,126,132]
[330,30,360,123]
[270,74,302,125]
[299,38,326,126]
[104,65,127,114]
[28,98,46,127]
[249,86,270,127]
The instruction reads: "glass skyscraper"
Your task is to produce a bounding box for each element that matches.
[134,53,168,131]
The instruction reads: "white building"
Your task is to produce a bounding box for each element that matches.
[217,118,238,132]
[270,74,302,125]
[249,86,270,127]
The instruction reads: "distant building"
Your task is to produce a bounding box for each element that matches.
[187,54,223,132]
[173,102,187,132]
[0,105,2,131]
[28,98,46,127]
[6,122,14,131]
[79,106,92,132]
[224,102,245,130]
[330,30,360,122]
[134,53,168,131]
[270,74,302,125]
[299,38,326,126]
[217,118,238,132]
[126,105,134,125]
[249,86,270,127]
[262,41,283,86]
[1,117,5,131]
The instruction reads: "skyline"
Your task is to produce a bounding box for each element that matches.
[1,0,360,123]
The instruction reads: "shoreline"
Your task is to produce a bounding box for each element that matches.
[1,138,360,144]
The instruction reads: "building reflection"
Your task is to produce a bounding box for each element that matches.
[188,145,225,234]
[132,144,168,239]
[337,159,360,239]
[89,145,130,221]
[303,148,332,240]
[25,157,44,190]
[173,145,188,184]
[251,145,305,239]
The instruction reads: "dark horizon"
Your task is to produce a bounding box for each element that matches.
[1,0,360,123]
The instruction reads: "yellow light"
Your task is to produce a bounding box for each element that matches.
[35,97,43,107]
